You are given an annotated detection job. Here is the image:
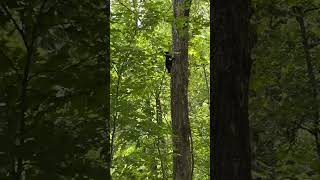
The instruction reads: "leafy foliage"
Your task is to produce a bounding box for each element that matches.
[1,0,319,179]
[0,0,109,179]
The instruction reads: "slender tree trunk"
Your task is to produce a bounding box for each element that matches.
[171,0,192,179]
[6,100,16,179]
[6,10,33,180]
[16,47,33,180]
[295,7,320,160]
[155,91,168,179]
[1,2,48,178]
[211,0,253,179]
[111,72,121,162]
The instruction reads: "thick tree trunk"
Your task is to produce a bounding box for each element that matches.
[171,0,192,179]
[105,0,111,179]
[211,0,253,179]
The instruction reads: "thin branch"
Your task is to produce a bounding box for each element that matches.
[28,0,49,50]
[114,0,134,13]
[0,4,29,50]
[110,65,124,163]
[304,7,320,14]
[300,125,316,136]
[114,0,143,23]
[202,64,210,99]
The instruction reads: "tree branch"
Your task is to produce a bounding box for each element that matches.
[304,7,320,14]
[0,4,29,50]
[299,125,316,136]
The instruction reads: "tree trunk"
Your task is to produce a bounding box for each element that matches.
[211,0,253,179]
[105,0,111,179]
[171,0,192,179]
[295,7,320,160]
[155,90,168,179]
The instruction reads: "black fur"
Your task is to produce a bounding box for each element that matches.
[165,52,174,73]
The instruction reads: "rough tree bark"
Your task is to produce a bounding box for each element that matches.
[105,0,111,179]
[171,0,192,179]
[211,0,253,179]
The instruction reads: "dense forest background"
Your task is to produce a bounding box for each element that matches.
[1,0,320,179]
